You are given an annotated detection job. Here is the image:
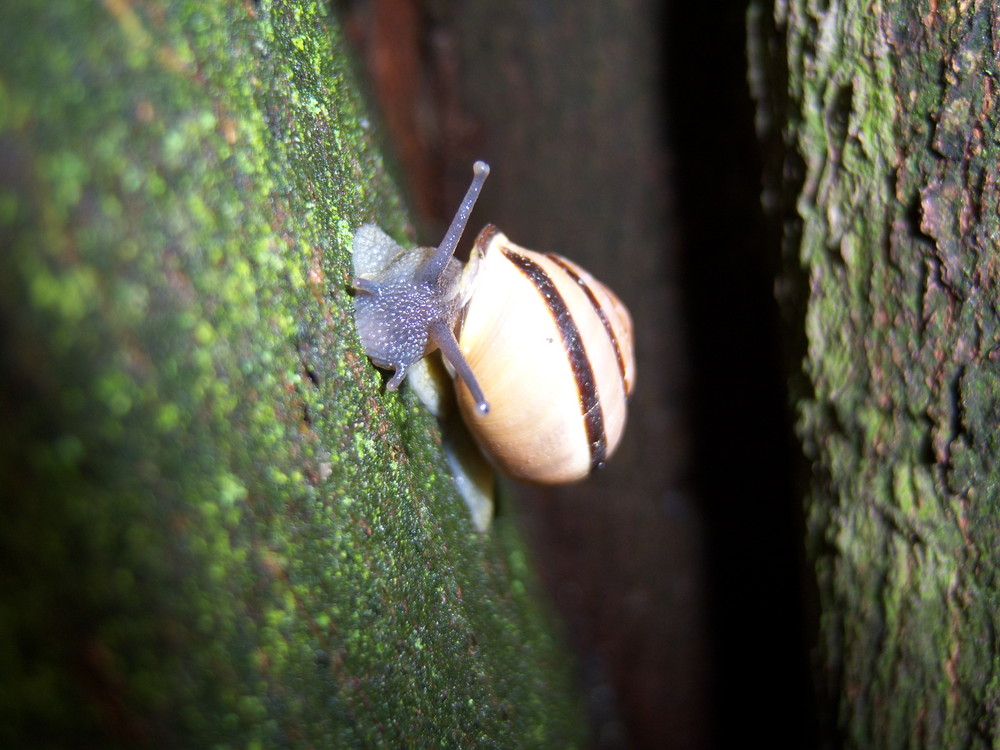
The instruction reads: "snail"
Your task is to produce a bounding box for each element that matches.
[351,161,635,488]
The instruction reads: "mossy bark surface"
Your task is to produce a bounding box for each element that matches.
[0,1,584,747]
[750,0,1000,746]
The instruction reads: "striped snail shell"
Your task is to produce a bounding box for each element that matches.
[455,225,635,484]
[351,161,635,486]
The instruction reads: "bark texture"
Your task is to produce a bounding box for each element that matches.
[750,0,1000,746]
[0,1,584,747]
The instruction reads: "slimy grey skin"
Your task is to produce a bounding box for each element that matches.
[351,161,491,414]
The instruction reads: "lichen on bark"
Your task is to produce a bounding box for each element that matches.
[0,1,584,746]
[750,0,1000,745]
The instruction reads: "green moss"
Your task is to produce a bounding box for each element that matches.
[768,0,1000,746]
[0,0,584,747]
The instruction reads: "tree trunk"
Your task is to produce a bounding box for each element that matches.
[0,1,584,746]
[750,0,1000,746]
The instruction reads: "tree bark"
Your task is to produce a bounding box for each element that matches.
[0,1,584,746]
[750,0,1000,746]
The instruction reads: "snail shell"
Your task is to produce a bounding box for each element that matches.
[351,161,635,489]
[454,225,635,484]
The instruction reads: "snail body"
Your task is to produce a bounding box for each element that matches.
[351,161,634,486]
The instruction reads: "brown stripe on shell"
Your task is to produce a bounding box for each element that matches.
[500,247,607,470]
[547,254,630,397]
[476,223,501,248]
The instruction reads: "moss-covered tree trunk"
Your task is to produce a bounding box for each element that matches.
[750,0,1000,745]
[0,1,584,746]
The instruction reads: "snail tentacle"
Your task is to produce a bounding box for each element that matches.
[430,320,489,415]
[419,161,490,285]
